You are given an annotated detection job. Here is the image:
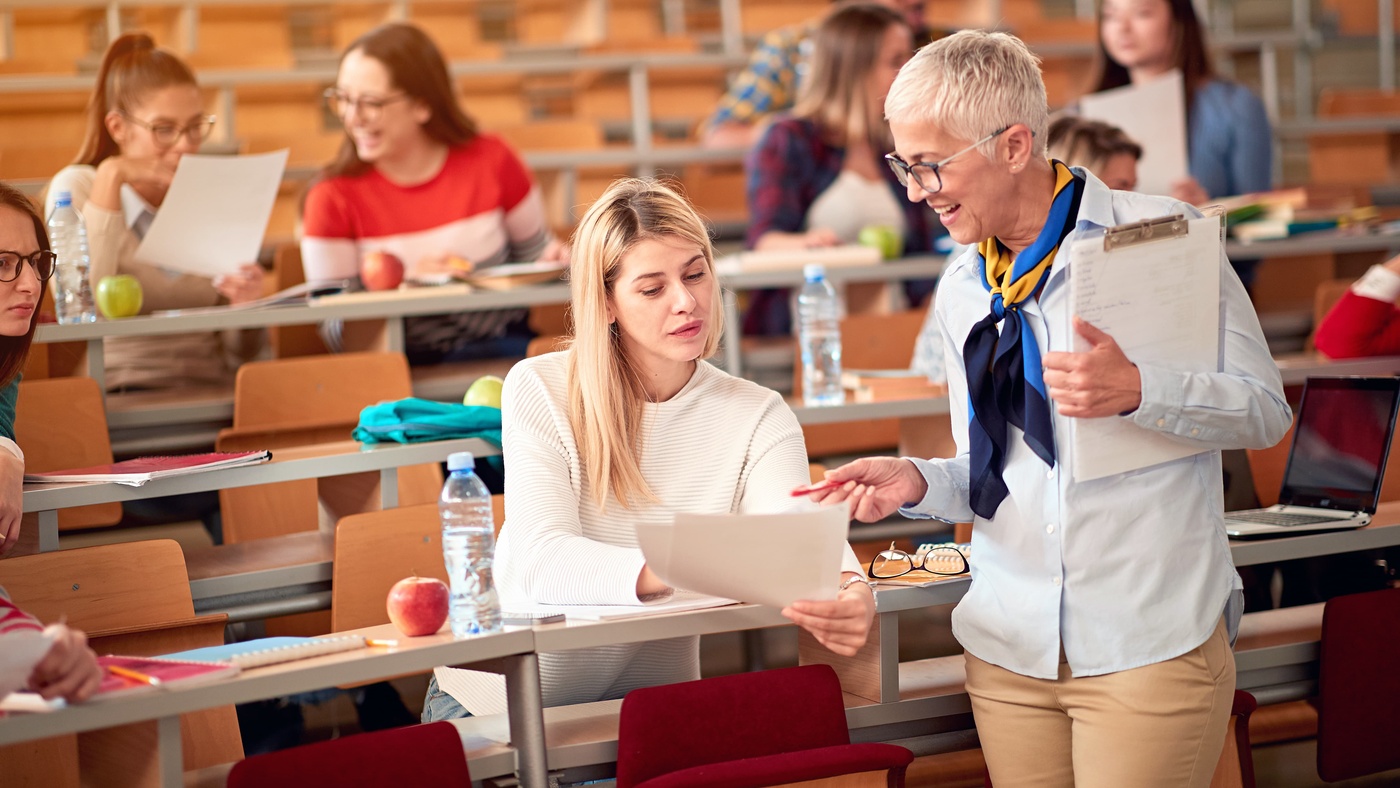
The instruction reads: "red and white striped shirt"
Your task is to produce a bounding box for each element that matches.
[301,134,551,355]
[0,586,42,636]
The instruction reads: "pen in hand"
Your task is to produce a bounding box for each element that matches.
[791,479,840,497]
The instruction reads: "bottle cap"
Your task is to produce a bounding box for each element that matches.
[53,191,72,209]
[803,263,825,282]
[447,452,475,472]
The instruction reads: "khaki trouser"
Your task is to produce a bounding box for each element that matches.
[966,618,1235,787]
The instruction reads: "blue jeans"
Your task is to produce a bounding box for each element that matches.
[421,675,473,722]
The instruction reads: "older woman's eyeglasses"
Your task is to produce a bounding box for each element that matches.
[121,113,217,147]
[885,126,1010,193]
[0,251,57,283]
[868,542,970,579]
[323,89,411,122]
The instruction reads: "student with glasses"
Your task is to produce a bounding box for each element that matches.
[742,3,942,335]
[0,185,101,689]
[0,183,55,554]
[301,23,566,366]
[423,179,874,721]
[46,33,265,391]
[807,31,1290,786]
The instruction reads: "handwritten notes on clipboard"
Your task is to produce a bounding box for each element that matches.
[1068,213,1222,481]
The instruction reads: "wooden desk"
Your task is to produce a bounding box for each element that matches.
[21,437,496,553]
[0,623,543,788]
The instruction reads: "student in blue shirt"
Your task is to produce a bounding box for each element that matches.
[1088,0,1273,288]
[810,31,1291,787]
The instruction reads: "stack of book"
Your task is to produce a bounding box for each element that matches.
[840,370,947,403]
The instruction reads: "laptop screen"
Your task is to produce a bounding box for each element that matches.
[1280,377,1400,512]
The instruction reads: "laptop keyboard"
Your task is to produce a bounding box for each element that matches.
[1226,509,1346,527]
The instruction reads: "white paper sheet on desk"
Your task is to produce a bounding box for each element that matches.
[0,630,55,705]
[134,150,289,277]
[1079,71,1188,197]
[635,503,849,609]
[1068,214,1221,481]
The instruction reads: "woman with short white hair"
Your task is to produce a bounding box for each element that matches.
[808,30,1290,787]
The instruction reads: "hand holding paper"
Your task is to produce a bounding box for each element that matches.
[1041,317,1143,418]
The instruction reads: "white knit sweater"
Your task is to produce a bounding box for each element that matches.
[435,351,861,713]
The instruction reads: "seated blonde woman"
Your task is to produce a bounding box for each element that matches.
[424,178,875,720]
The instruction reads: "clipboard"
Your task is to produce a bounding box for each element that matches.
[1067,212,1223,482]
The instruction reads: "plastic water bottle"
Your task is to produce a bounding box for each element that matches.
[440,452,501,636]
[47,192,96,325]
[797,264,843,407]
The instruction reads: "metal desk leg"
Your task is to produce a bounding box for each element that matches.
[38,509,58,552]
[505,652,548,788]
[157,715,183,787]
[722,289,741,375]
[86,338,105,399]
[385,316,405,355]
[379,468,399,509]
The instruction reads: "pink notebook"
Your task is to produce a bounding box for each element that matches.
[24,451,271,487]
[95,654,240,694]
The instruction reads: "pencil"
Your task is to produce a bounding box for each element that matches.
[364,638,398,648]
[107,665,162,687]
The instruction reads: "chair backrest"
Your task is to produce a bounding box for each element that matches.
[0,540,195,628]
[231,351,413,429]
[227,721,470,788]
[1316,586,1400,781]
[268,242,328,358]
[15,377,122,531]
[1310,278,1357,351]
[0,540,242,773]
[616,664,852,787]
[332,503,446,632]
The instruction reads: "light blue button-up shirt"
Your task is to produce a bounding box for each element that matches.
[901,168,1292,680]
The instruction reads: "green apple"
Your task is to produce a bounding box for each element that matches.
[463,375,504,409]
[858,225,904,261]
[95,275,143,318]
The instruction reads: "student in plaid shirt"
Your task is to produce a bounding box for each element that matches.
[702,0,938,149]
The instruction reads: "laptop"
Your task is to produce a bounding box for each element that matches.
[1225,376,1400,538]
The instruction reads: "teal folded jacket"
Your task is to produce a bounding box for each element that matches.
[353,398,502,447]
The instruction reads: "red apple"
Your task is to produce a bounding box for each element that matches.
[360,250,405,291]
[386,576,449,637]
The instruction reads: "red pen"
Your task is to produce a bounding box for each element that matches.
[791,479,840,497]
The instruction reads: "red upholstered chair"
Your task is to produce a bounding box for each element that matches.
[615,664,913,788]
[1317,586,1400,782]
[226,722,469,788]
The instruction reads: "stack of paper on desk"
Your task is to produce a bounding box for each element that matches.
[525,589,736,622]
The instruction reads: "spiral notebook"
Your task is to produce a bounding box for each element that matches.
[162,635,369,669]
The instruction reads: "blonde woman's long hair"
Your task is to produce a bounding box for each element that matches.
[792,3,908,151]
[566,178,723,511]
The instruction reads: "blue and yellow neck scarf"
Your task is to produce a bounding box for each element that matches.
[963,160,1083,519]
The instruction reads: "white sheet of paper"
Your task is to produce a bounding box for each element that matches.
[635,504,849,609]
[134,150,289,276]
[0,630,54,702]
[1079,71,1189,197]
[522,589,737,622]
[1068,214,1221,481]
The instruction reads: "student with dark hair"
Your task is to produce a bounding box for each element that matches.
[0,182,52,554]
[301,23,565,365]
[1089,0,1271,203]
[47,33,264,391]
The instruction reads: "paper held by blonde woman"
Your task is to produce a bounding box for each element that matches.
[636,502,850,609]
